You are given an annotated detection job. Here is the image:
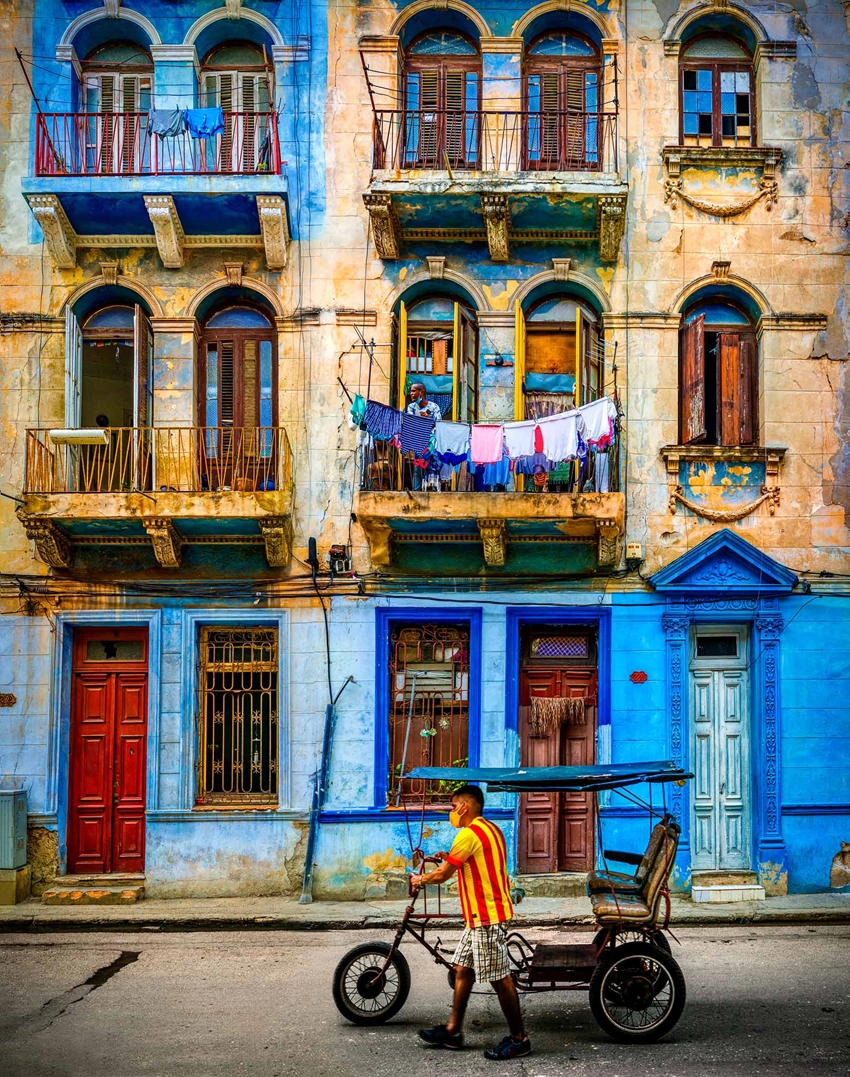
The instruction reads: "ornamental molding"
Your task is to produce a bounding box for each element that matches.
[758,313,829,333]
[670,484,780,520]
[426,256,446,280]
[552,257,571,281]
[223,261,243,286]
[662,445,785,521]
[150,44,199,66]
[99,260,119,285]
[148,316,200,339]
[143,517,183,567]
[663,146,782,218]
[143,195,184,269]
[596,519,621,567]
[480,36,523,54]
[478,518,507,566]
[603,311,681,330]
[26,195,76,269]
[256,195,290,270]
[481,193,511,262]
[258,516,292,568]
[598,193,626,263]
[364,192,402,260]
[225,0,241,19]
[16,511,72,568]
[272,41,311,64]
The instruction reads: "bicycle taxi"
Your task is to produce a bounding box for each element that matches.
[333,760,691,1043]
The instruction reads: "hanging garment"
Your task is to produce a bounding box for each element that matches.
[503,418,540,460]
[364,400,402,441]
[183,107,226,139]
[399,411,435,457]
[594,450,610,493]
[513,451,554,476]
[469,424,504,465]
[348,393,366,430]
[481,453,511,490]
[148,109,184,137]
[579,397,618,449]
[537,410,579,463]
[434,420,470,464]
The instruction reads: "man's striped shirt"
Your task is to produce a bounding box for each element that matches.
[446,818,514,928]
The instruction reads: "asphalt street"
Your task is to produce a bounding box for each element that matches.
[1,924,848,1077]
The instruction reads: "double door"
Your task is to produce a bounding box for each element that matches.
[67,630,148,875]
[518,666,597,874]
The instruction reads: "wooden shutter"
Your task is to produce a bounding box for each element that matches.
[220,340,235,426]
[243,338,258,430]
[220,73,233,169]
[542,73,560,165]
[564,68,585,165]
[720,332,756,446]
[579,312,601,403]
[680,315,706,444]
[121,77,138,173]
[418,69,440,165]
[133,305,152,428]
[65,307,83,427]
[514,303,526,420]
[451,301,461,421]
[738,335,756,445]
[397,301,407,412]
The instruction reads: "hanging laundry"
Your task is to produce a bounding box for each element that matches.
[578,396,618,449]
[148,109,184,137]
[434,420,470,464]
[469,423,504,465]
[399,411,435,456]
[537,410,579,463]
[347,393,366,430]
[593,450,610,493]
[513,451,554,476]
[183,107,226,139]
[503,418,540,460]
[364,400,402,441]
[479,453,511,490]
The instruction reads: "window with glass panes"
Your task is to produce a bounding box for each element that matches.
[680,35,754,148]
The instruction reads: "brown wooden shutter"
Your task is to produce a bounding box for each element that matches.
[243,338,258,430]
[419,69,440,164]
[220,340,235,426]
[444,70,465,163]
[220,73,233,168]
[542,73,560,164]
[680,315,706,444]
[564,68,585,165]
[719,332,741,446]
[738,335,756,445]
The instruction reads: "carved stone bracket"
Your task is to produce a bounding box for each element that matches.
[670,484,780,520]
[258,516,292,568]
[16,510,72,568]
[256,195,290,270]
[478,518,507,566]
[598,194,626,263]
[663,146,782,217]
[363,193,402,259]
[596,520,621,566]
[552,257,571,281]
[144,195,185,269]
[480,193,510,262]
[99,260,119,285]
[26,195,77,269]
[104,0,121,16]
[143,516,183,567]
[225,0,241,18]
[426,256,446,279]
[223,261,243,286]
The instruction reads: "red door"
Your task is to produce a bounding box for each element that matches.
[518,666,597,874]
[67,629,148,875]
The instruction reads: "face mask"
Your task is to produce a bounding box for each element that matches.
[449,809,464,829]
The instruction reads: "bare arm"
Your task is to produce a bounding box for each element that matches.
[415,859,459,888]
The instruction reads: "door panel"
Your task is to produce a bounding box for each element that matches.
[69,674,114,874]
[517,704,558,873]
[112,674,148,873]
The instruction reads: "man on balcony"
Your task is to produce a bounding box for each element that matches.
[406,382,442,423]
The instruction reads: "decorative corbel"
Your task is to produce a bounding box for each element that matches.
[143,517,183,567]
[256,195,290,270]
[258,516,292,568]
[225,0,241,18]
[481,193,510,263]
[552,258,571,282]
[478,518,507,567]
[426,256,446,280]
[224,261,243,286]
[16,511,72,569]
[598,194,626,263]
[99,260,119,285]
[596,520,621,567]
[143,195,185,269]
[26,195,76,269]
[363,193,402,260]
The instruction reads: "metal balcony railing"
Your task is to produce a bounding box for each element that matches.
[24,427,291,495]
[34,112,281,176]
[372,109,618,173]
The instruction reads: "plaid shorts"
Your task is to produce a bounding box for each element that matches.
[451,921,512,982]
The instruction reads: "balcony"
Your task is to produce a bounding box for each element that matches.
[23,112,289,271]
[355,442,623,575]
[18,427,293,570]
[363,109,627,262]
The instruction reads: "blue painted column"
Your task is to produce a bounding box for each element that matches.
[662,612,691,888]
[754,613,789,894]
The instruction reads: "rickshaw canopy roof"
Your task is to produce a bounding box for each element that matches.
[405,760,692,792]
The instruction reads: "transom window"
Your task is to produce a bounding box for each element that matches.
[680,34,754,148]
[196,627,279,808]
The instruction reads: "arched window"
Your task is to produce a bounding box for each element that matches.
[525,31,601,170]
[680,297,756,445]
[403,31,481,168]
[397,294,477,422]
[81,42,152,173]
[200,42,274,171]
[517,294,602,419]
[679,33,755,148]
[200,304,277,438]
[76,303,152,431]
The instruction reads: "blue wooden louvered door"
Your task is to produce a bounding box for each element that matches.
[689,630,752,871]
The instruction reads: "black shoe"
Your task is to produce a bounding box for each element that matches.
[483,1035,532,1060]
[418,1025,464,1050]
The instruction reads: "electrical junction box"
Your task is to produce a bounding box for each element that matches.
[626,542,643,561]
[0,787,27,869]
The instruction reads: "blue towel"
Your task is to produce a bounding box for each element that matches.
[184,107,226,139]
[148,109,184,137]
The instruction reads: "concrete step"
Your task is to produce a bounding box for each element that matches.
[514,872,588,898]
[42,874,145,906]
[692,883,766,904]
[691,870,759,887]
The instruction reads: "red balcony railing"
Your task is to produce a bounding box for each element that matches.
[35,112,281,177]
[372,109,618,173]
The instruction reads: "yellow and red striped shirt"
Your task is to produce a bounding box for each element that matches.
[446,817,514,928]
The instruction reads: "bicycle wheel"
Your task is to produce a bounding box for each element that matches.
[332,942,411,1025]
[593,928,672,955]
[589,941,686,1043]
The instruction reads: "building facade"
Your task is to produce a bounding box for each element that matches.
[0,0,848,901]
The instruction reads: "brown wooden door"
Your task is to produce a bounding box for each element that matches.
[68,630,148,875]
[518,666,596,874]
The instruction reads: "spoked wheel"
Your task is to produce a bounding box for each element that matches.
[332,942,411,1024]
[589,941,686,1043]
[593,928,672,955]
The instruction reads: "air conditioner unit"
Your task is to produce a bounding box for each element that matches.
[0,786,27,870]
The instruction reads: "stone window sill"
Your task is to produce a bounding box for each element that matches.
[662,145,783,174]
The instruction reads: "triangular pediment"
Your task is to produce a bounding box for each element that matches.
[649,529,798,595]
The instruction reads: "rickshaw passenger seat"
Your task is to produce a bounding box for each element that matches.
[590,819,680,926]
[586,814,672,896]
